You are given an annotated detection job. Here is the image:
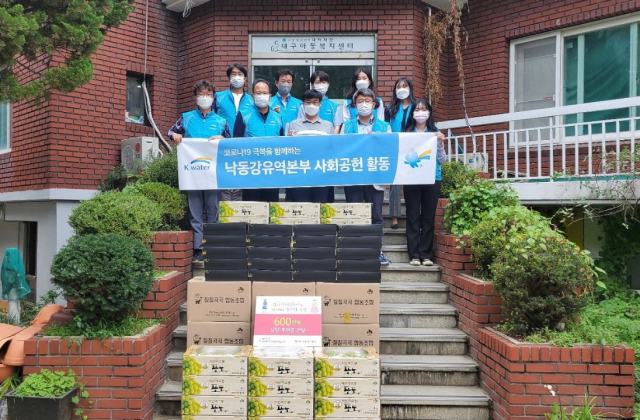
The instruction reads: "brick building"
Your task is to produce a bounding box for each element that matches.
[1,0,639,295]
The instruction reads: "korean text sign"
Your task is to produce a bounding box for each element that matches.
[253,296,322,347]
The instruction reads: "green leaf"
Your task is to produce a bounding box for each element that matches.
[72,396,80,404]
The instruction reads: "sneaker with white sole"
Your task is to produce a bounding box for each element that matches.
[379,253,390,267]
[409,259,421,266]
[422,259,433,266]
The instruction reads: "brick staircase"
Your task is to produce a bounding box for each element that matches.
[153,202,492,419]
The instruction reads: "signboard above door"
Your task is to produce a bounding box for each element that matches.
[252,35,375,54]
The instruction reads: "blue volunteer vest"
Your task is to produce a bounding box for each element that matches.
[270,94,302,127]
[344,98,383,120]
[241,108,284,138]
[415,127,442,181]
[181,109,228,138]
[342,116,390,134]
[388,103,413,133]
[215,89,254,133]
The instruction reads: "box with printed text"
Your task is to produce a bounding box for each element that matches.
[187,322,251,348]
[182,375,248,396]
[270,217,321,225]
[181,395,247,416]
[249,347,314,378]
[321,218,371,225]
[270,202,320,218]
[313,347,380,378]
[248,396,314,417]
[220,201,270,217]
[248,377,314,397]
[187,279,251,322]
[251,282,315,317]
[314,377,380,398]
[316,283,379,324]
[182,345,251,378]
[314,397,381,418]
[320,203,371,219]
[321,325,380,352]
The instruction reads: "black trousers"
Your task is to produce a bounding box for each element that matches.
[344,185,384,226]
[404,181,441,261]
[287,187,333,203]
[242,188,279,202]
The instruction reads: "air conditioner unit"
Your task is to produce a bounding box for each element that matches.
[121,137,160,171]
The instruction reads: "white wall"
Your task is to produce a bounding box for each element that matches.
[0,220,20,262]
[583,217,604,259]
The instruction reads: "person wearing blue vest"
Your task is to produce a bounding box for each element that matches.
[296,70,339,126]
[216,63,254,202]
[403,98,447,267]
[335,68,384,131]
[385,77,416,229]
[270,69,302,131]
[168,80,230,263]
[340,88,392,267]
[234,78,285,202]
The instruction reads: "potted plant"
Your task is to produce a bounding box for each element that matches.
[5,369,89,420]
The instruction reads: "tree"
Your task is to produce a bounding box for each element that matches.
[0,0,134,103]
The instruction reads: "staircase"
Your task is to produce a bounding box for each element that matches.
[153,204,492,419]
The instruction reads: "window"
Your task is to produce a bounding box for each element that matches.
[0,102,9,151]
[125,73,150,126]
[511,15,640,136]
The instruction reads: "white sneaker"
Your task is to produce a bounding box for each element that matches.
[422,259,433,266]
[409,259,421,266]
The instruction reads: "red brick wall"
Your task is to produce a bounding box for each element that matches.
[0,0,180,193]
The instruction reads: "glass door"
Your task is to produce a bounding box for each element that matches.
[253,59,310,98]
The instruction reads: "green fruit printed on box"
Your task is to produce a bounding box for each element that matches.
[182,396,201,415]
[248,397,268,417]
[249,358,269,376]
[182,377,202,395]
[315,358,335,378]
[315,398,335,416]
[315,378,334,397]
[183,356,202,375]
[249,378,268,396]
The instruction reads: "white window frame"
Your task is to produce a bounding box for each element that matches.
[509,13,640,144]
[0,103,10,154]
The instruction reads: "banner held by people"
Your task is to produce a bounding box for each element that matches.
[177,132,437,190]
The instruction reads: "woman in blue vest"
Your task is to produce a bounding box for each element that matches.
[336,68,385,131]
[168,80,230,262]
[340,88,392,267]
[234,78,285,202]
[385,77,416,229]
[403,99,446,266]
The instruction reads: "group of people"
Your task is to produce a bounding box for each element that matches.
[168,63,447,268]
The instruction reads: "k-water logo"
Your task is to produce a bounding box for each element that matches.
[404,148,432,168]
[184,156,212,171]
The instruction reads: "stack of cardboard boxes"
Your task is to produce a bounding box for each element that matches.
[219,201,270,224]
[181,345,251,418]
[270,202,321,225]
[292,224,338,283]
[320,203,372,225]
[247,224,293,282]
[203,223,248,281]
[336,225,383,284]
[314,347,381,419]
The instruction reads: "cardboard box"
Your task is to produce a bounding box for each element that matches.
[293,224,337,235]
[251,282,315,317]
[183,375,248,396]
[314,377,380,397]
[202,234,248,246]
[247,258,292,271]
[292,259,336,271]
[204,269,248,282]
[246,235,292,248]
[292,271,336,283]
[335,259,380,272]
[249,377,314,397]
[336,236,381,249]
[270,217,320,225]
[182,345,250,377]
[322,218,371,225]
[181,395,247,416]
[337,225,383,236]
[321,325,380,353]
[220,201,270,217]
[203,246,247,260]
[336,271,381,284]
[204,259,247,271]
[249,396,314,417]
[316,283,379,324]
[247,418,312,420]
[314,397,380,417]
[314,347,380,378]
[203,222,247,235]
[335,248,379,260]
[249,347,314,377]
[177,417,242,420]
[187,279,251,322]
[247,246,291,259]
[292,235,336,248]
[248,223,293,236]
[320,203,371,219]
[292,247,335,259]
[220,216,270,224]
[270,202,320,218]
[187,322,251,348]
[248,270,292,282]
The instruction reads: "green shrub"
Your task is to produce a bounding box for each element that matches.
[440,160,479,198]
[141,149,179,189]
[51,233,156,324]
[127,182,186,229]
[444,179,519,236]
[491,229,595,335]
[468,206,551,278]
[69,190,163,242]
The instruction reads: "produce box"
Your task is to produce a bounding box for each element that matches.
[248,223,293,236]
[314,347,380,378]
[292,270,336,283]
[247,258,292,271]
[320,203,371,219]
[202,234,248,246]
[251,282,315,317]
[181,395,247,416]
[182,375,248,396]
[204,269,248,282]
[187,322,251,348]
[322,325,379,352]
[187,279,251,322]
[337,225,383,236]
[291,247,335,259]
[336,236,381,249]
[203,246,247,260]
[248,397,314,417]
[246,235,292,248]
[270,217,320,225]
[336,271,381,284]
[314,397,381,417]
[220,216,270,224]
[316,283,379,324]
[315,378,380,398]
[203,222,247,235]
[248,377,314,397]
[292,235,336,248]
[247,246,292,260]
[220,201,270,217]
[182,345,250,377]
[334,247,380,260]
[247,270,293,282]
[321,218,371,225]
[270,202,320,218]
[293,224,337,235]
[292,259,336,271]
[249,347,314,377]
[335,259,380,272]
[204,258,247,271]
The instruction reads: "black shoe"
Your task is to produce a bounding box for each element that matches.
[390,223,399,229]
[193,253,203,262]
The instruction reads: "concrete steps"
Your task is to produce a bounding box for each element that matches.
[381,263,441,282]
[381,385,491,419]
[380,282,449,304]
[381,355,478,386]
[382,245,410,263]
[383,227,407,245]
[380,327,468,356]
[380,303,457,328]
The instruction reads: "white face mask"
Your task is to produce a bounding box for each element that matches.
[304,104,320,117]
[313,83,329,95]
[277,83,292,95]
[413,110,430,124]
[230,76,245,88]
[196,95,213,109]
[396,88,410,100]
[254,94,270,108]
[356,102,373,117]
[355,80,370,90]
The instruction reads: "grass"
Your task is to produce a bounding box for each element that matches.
[41,315,159,340]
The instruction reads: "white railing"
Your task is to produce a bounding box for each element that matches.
[438,97,640,181]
